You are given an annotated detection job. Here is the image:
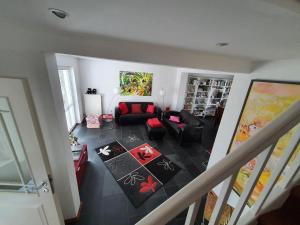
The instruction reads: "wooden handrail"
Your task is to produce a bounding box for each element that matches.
[136,100,300,225]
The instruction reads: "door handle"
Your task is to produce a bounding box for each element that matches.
[36,181,50,193]
[26,181,49,193]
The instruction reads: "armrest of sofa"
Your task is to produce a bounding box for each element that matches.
[115,107,121,124]
[163,110,180,119]
[181,124,204,143]
[155,106,162,118]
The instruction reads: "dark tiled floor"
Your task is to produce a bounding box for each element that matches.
[73,119,217,225]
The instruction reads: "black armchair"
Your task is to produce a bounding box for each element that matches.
[163,110,204,145]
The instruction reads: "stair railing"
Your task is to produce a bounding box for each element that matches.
[136,100,300,225]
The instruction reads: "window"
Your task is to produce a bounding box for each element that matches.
[58,68,78,131]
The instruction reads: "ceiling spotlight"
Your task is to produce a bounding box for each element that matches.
[216,42,229,47]
[48,8,68,19]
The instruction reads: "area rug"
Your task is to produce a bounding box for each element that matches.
[95,141,181,207]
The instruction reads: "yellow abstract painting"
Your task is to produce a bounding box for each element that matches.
[229,81,300,206]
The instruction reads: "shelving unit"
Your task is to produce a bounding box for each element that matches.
[183,75,232,117]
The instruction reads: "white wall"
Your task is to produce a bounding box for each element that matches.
[207,59,300,207]
[252,59,300,81]
[77,57,178,114]
[45,54,81,218]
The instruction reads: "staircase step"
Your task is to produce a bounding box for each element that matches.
[258,209,298,225]
[282,185,300,217]
[258,186,300,225]
[290,185,300,199]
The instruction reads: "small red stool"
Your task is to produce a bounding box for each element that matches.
[145,118,166,140]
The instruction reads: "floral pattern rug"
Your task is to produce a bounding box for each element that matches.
[95,141,181,207]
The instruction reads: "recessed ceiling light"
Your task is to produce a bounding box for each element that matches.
[216,42,229,47]
[48,8,68,19]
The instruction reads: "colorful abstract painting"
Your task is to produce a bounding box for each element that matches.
[120,71,153,96]
[229,80,300,206]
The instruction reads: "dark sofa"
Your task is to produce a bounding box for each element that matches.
[115,102,161,125]
[163,110,204,145]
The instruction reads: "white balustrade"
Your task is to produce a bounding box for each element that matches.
[136,101,300,225]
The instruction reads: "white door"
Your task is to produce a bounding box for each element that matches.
[0,78,63,225]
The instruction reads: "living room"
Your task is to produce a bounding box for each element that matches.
[53,52,300,225]
[1,1,300,225]
[55,53,237,224]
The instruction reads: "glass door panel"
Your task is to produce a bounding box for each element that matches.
[0,97,34,193]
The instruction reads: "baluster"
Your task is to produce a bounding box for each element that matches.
[227,143,276,225]
[282,152,300,189]
[252,125,300,216]
[208,172,238,225]
[185,200,201,225]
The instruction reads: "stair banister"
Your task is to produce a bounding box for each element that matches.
[251,124,300,215]
[136,100,300,225]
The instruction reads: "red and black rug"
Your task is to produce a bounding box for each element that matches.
[95,141,181,207]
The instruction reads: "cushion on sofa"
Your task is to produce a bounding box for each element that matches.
[119,102,129,115]
[146,104,155,114]
[131,104,142,113]
[169,115,180,123]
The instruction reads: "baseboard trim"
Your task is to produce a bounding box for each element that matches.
[64,202,83,224]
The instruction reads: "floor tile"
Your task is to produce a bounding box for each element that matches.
[145,155,181,184]
[104,152,140,180]
[129,143,161,165]
[95,141,127,161]
[117,166,162,208]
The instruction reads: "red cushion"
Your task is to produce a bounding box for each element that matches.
[147,118,162,128]
[146,104,155,114]
[119,102,129,115]
[131,104,142,114]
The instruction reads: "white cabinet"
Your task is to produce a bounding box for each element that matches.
[84,94,102,115]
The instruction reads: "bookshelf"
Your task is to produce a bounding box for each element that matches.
[183,75,232,117]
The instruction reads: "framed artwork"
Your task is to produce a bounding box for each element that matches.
[119,71,153,96]
[228,80,300,206]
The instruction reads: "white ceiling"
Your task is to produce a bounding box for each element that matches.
[1,0,300,61]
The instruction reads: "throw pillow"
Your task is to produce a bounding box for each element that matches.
[131,104,142,114]
[119,102,129,115]
[147,118,162,128]
[146,104,155,114]
[169,115,180,123]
